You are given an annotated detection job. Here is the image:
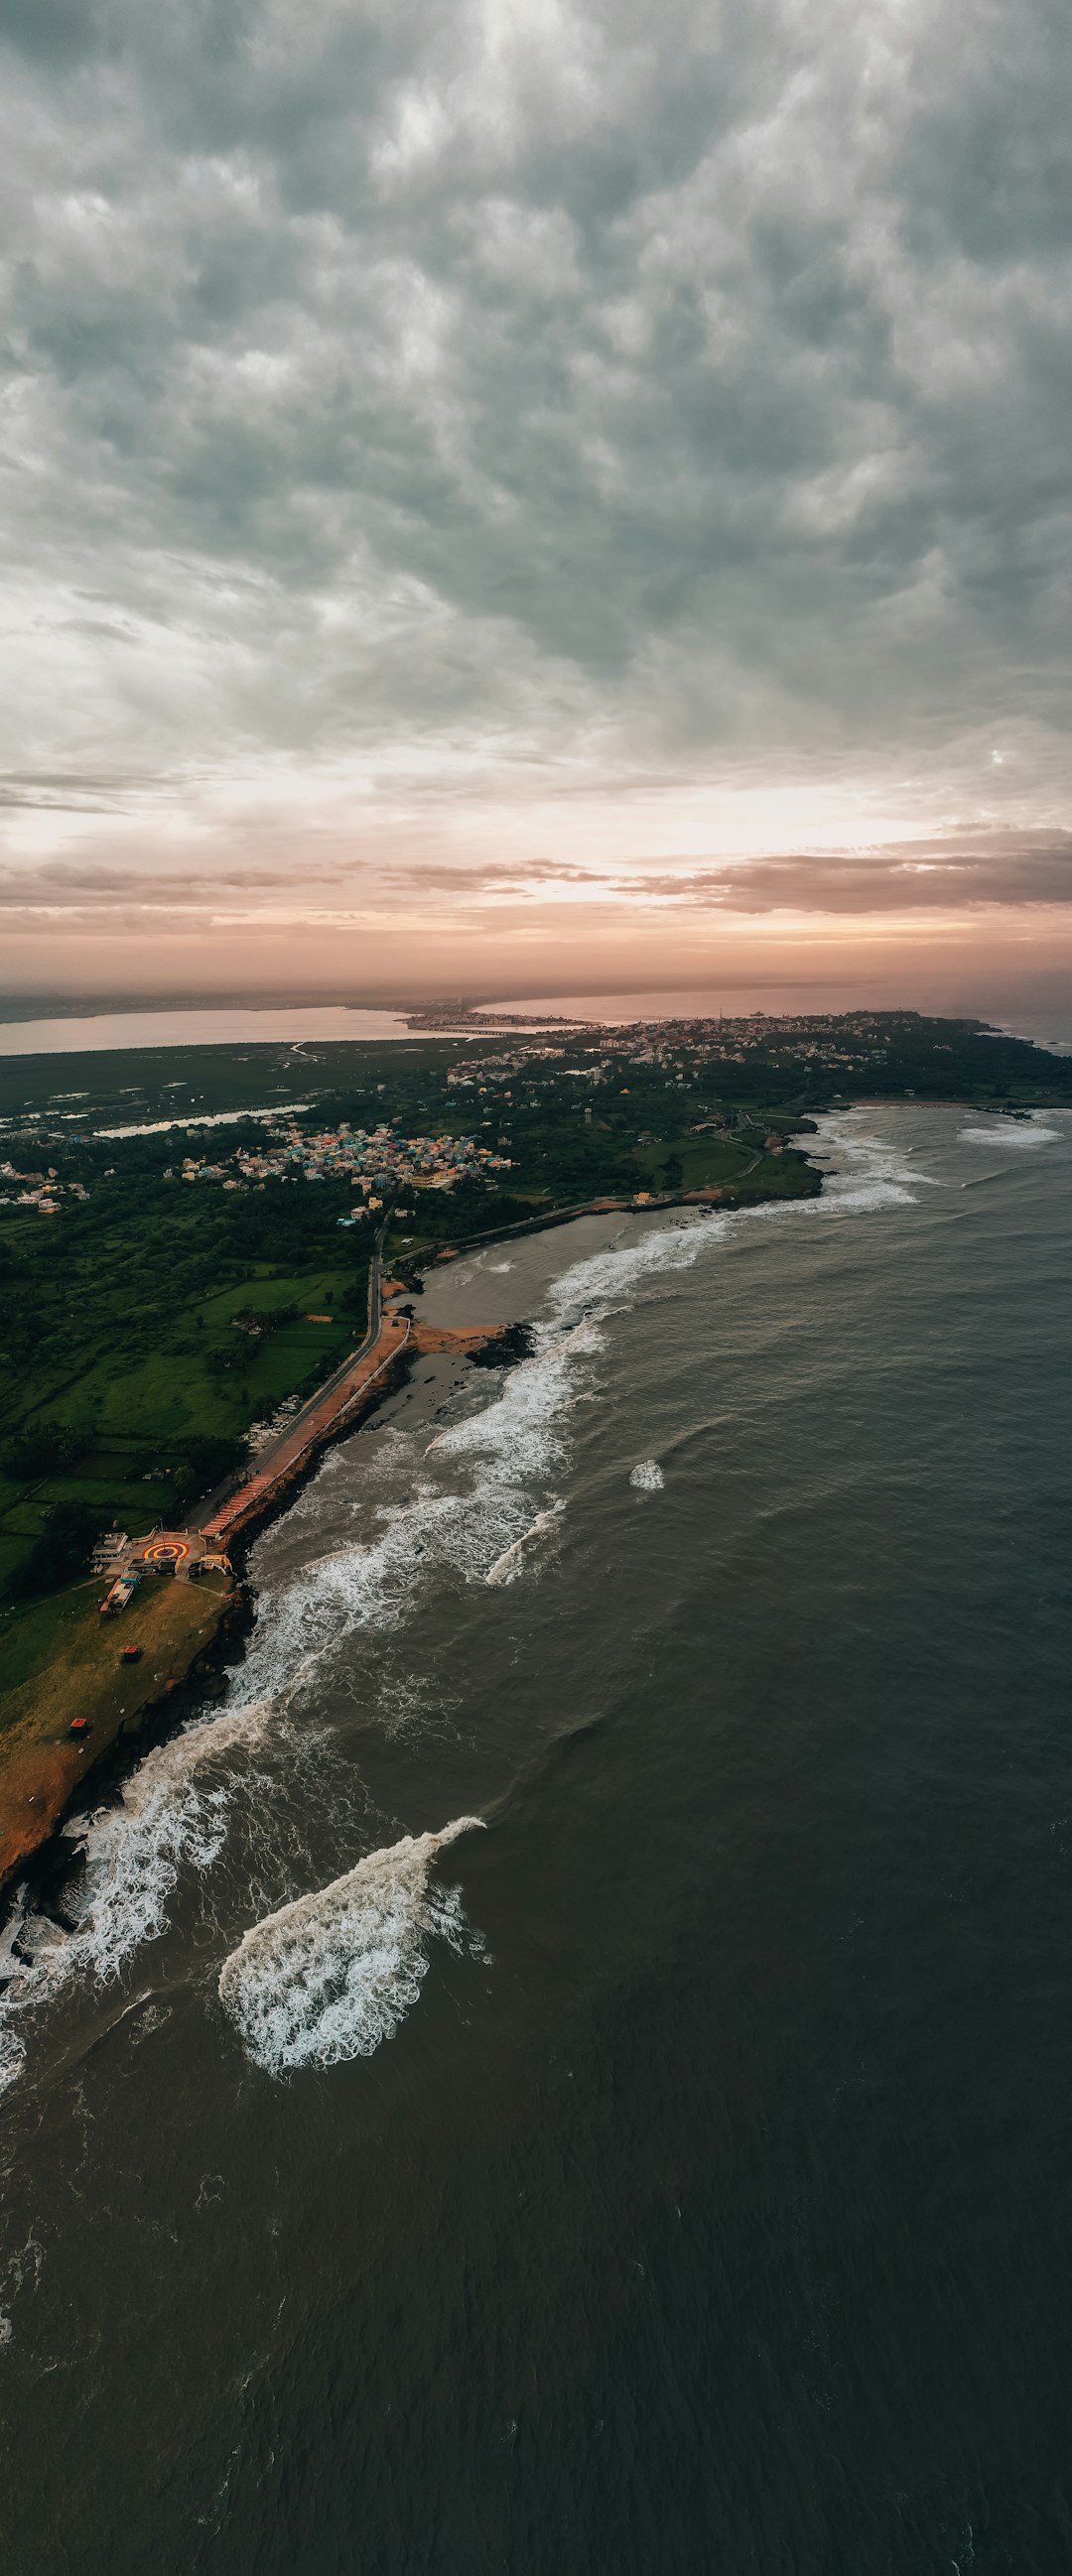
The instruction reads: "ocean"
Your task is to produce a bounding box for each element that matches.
[1,1103,1070,2574]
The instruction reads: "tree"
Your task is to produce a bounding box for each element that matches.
[11,1500,100,1600]
[172,1434,247,1505]
[4,1421,80,1481]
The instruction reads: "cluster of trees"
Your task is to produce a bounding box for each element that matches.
[3,1420,82,1481]
[169,1433,247,1510]
[11,1499,100,1600]
[1,1430,249,1602]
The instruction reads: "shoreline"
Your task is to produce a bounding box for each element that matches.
[0,1578,249,1898]
[0,1150,824,1910]
[0,1318,509,1901]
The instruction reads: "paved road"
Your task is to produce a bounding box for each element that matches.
[195,1225,387,1533]
[196,1165,766,1537]
[201,1309,410,1544]
[413,1148,765,1260]
[282,1223,386,1436]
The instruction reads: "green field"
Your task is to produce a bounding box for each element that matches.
[4,1006,1068,1631]
[630,1130,757,1192]
[0,1568,233,1884]
[0,1168,370,1603]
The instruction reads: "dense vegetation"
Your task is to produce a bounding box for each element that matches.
[0,1158,371,1602]
[1,1008,1068,1616]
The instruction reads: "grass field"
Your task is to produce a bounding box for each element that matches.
[0,1034,478,1128]
[627,1126,824,1199]
[0,1195,370,1596]
[0,1569,232,1884]
[630,1132,753,1191]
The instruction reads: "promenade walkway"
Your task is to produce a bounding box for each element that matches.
[200,1310,411,1547]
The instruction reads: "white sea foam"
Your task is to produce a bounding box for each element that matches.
[547,1214,728,1328]
[3,1222,726,2088]
[0,1119,929,2088]
[797,1117,926,1212]
[0,2022,25,2097]
[0,1699,276,2094]
[227,1232,734,1735]
[224,1319,608,1731]
[486,1502,564,1585]
[959,1123,1061,1148]
[217,1817,485,2073]
[630,1460,665,1491]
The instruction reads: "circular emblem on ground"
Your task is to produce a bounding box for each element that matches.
[141,1538,190,1567]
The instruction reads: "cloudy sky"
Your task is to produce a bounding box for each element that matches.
[1,0,1070,1009]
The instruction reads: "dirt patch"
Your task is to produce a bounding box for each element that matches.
[409,1322,507,1356]
[0,1575,231,1888]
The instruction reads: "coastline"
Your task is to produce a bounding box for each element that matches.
[0,1575,248,1896]
[0,1162,819,1907]
[0,1316,506,1900]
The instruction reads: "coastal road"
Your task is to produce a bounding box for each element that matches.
[284,1222,387,1431]
[200,1311,411,1545]
[419,1145,767,1260]
[196,1224,391,1538]
[197,1159,770,1541]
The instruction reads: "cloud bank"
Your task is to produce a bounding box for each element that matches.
[1,0,1070,996]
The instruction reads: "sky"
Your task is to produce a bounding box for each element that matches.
[1,0,1070,1015]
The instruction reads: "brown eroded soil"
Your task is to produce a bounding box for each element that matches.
[202,1313,507,1546]
[409,1322,506,1355]
[1,1312,506,1888]
[0,1572,232,1887]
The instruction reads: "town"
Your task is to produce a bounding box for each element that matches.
[167,1116,514,1202]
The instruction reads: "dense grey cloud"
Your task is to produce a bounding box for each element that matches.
[0,0,1070,945]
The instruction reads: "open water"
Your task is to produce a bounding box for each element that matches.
[1,1104,1070,2574]
[0,1004,419,1056]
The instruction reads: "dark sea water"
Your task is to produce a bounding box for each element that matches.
[2,1105,1071,2576]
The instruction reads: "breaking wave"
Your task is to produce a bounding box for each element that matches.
[486,1502,564,1585]
[630,1460,665,1491]
[546,1213,729,1324]
[789,1115,927,1213]
[0,1699,277,2096]
[218,1817,485,2074]
[233,1212,749,1704]
[0,1117,929,2089]
[959,1122,1061,1148]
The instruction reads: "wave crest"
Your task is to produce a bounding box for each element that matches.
[217,1817,485,2074]
[959,1123,1061,1148]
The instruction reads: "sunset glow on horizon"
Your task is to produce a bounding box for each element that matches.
[0,0,1069,1022]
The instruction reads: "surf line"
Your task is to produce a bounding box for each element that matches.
[201,1314,415,1550]
[217,1817,487,2074]
[485,1502,565,1587]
